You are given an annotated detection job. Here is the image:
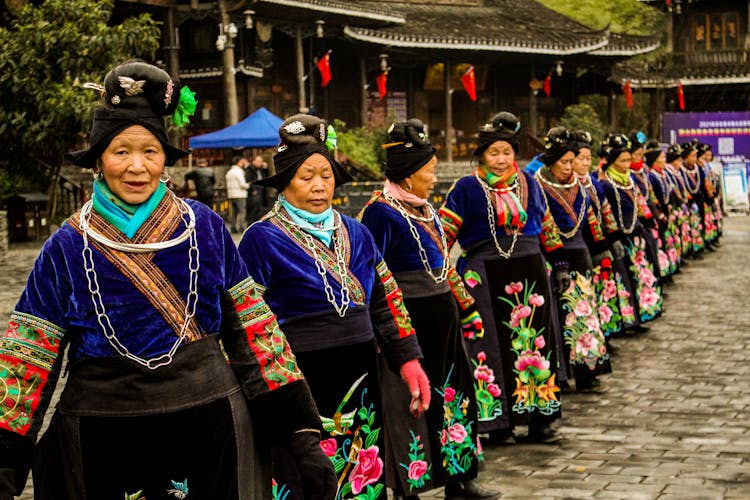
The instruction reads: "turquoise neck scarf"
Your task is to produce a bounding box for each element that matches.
[92,179,167,239]
[279,194,335,246]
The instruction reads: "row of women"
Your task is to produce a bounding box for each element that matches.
[0,60,721,500]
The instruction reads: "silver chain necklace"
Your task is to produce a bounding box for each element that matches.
[273,202,351,317]
[381,191,450,284]
[535,171,588,239]
[577,175,603,226]
[651,168,673,206]
[80,194,200,369]
[682,166,701,195]
[474,173,519,259]
[605,171,638,235]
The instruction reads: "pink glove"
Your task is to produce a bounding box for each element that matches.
[399,359,431,416]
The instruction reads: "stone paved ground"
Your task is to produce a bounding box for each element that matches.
[3,218,749,499]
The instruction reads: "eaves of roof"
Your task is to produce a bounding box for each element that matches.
[251,0,405,24]
[588,33,661,57]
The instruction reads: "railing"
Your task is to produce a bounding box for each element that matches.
[58,173,86,217]
[673,49,749,68]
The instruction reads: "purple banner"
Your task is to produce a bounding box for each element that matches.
[662,111,750,161]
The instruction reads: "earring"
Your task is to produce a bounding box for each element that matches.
[94,171,103,181]
[160,170,171,183]
[406,183,413,191]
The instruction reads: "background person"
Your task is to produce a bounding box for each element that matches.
[225,155,250,233]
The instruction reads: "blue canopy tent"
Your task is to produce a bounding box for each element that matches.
[188,107,283,149]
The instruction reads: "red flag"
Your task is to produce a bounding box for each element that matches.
[677,82,685,111]
[461,65,477,102]
[665,0,671,9]
[623,80,633,108]
[543,74,551,97]
[376,71,388,100]
[316,51,331,87]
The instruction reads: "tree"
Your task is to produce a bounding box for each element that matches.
[558,102,607,159]
[0,0,161,215]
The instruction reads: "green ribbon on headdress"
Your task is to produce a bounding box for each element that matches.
[173,86,197,127]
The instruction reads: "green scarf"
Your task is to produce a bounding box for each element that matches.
[607,167,631,186]
[92,179,167,238]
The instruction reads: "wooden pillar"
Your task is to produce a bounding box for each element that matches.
[360,56,368,127]
[295,25,307,112]
[529,65,538,140]
[444,61,453,164]
[219,0,239,125]
[608,90,618,131]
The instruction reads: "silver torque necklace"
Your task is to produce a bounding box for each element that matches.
[535,171,588,239]
[80,193,200,369]
[605,171,638,235]
[381,191,450,284]
[272,201,351,317]
[474,173,519,259]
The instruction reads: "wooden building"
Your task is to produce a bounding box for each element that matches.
[114,0,661,161]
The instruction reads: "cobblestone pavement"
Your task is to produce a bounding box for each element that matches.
[3,218,749,499]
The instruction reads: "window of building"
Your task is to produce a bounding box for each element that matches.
[691,12,740,51]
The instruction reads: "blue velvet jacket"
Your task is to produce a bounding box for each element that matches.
[0,195,318,490]
[438,170,564,258]
[238,210,421,369]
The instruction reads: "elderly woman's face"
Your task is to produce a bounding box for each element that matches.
[611,151,632,174]
[481,140,515,176]
[402,156,438,200]
[573,147,592,176]
[283,153,335,214]
[550,151,575,182]
[100,125,165,204]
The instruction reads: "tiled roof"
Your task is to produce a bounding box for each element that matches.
[588,33,661,56]
[614,50,750,87]
[251,0,405,24]
[344,0,611,55]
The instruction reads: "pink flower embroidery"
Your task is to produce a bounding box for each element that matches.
[574,299,592,317]
[510,305,532,327]
[598,304,613,324]
[640,288,660,308]
[620,305,634,317]
[349,446,383,494]
[477,351,486,362]
[565,312,576,327]
[487,383,502,397]
[618,288,631,299]
[602,280,617,301]
[319,438,338,457]
[586,314,600,332]
[505,282,523,295]
[407,460,429,481]
[576,332,598,355]
[529,293,545,307]
[474,365,495,383]
[443,387,456,403]
[533,335,546,349]
[440,429,448,446]
[448,423,468,443]
[514,350,550,373]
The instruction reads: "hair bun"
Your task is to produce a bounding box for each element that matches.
[278,114,327,147]
[644,139,661,153]
[573,130,592,146]
[482,111,520,136]
[387,118,430,146]
[103,60,180,115]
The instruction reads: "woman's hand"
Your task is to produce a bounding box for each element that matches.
[399,359,431,416]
